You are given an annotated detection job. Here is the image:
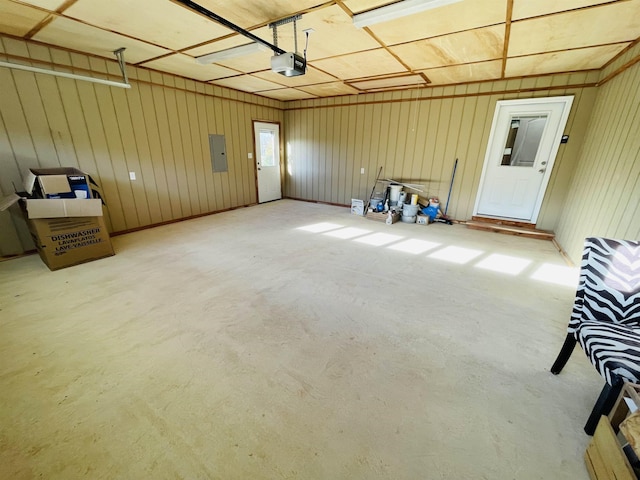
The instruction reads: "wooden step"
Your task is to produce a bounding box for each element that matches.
[471,215,537,230]
[465,220,555,240]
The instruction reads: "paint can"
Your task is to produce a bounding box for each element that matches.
[411,194,419,205]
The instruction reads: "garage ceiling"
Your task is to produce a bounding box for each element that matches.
[1,0,639,100]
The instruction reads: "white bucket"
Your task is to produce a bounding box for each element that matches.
[389,184,403,205]
[402,203,419,217]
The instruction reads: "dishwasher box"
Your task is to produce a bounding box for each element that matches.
[1,194,114,270]
[24,198,114,270]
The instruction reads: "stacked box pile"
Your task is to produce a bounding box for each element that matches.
[1,168,114,270]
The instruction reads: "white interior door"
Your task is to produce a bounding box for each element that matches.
[254,122,282,203]
[474,96,573,222]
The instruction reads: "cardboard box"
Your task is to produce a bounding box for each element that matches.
[24,199,114,270]
[1,194,114,270]
[365,210,400,224]
[351,199,365,216]
[23,198,113,270]
[24,167,94,199]
[416,216,429,225]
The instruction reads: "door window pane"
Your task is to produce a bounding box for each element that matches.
[501,115,547,166]
[260,130,276,167]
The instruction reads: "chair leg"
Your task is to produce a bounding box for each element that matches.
[584,378,623,435]
[551,334,577,375]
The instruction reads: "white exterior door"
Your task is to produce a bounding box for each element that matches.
[254,122,282,203]
[474,96,573,222]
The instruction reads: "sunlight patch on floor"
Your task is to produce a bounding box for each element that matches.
[297,222,343,233]
[388,239,441,255]
[354,233,404,246]
[428,246,484,264]
[293,222,574,286]
[531,263,578,287]
[324,227,372,239]
[475,254,532,275]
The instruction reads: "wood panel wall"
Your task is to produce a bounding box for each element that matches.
[0,36,283,256]
[283,73,599,232]
[554,42,640,263]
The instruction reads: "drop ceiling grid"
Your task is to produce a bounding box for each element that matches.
[389,25,505,71]
[0,0,49,36]
[258,88,317,100]
[511,0,619,21]
[62,0,235,50]
[184,0,323,29]
[312,48,409,79]
[420,60,503,85]
[211,74,285,92]
[1,0,639,98]
[17,0,68,9]
[363,0,508,46]
[32,16,172,64]
[348,73,426,90]
[140,52,240,81]
[505,43,631,77]
[508,1,640,57]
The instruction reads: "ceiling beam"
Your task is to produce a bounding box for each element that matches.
[501,0,513,79]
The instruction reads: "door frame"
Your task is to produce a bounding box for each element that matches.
[252,120,283,203]
[472,96,574,224]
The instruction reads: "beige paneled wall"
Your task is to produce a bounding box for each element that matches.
[0,36,283,255]
[554,43,640,263]
[283,73,599,230]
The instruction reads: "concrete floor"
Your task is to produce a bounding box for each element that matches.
[0,200,604,479]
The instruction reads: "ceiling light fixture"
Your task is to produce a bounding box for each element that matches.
[352,0,464,28]
[195,43,269,64]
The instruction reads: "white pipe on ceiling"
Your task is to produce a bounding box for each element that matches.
[0,60,131,89]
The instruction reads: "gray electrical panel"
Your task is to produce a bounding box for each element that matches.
[209,134,228,173]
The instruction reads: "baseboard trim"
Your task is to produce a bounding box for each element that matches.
[284,196,349,208]
[552,238,575,267]
[110,203,258,237]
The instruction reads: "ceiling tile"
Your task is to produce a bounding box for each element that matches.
[16,0,68,10]
[258,88,317,100]
[366,0,507,45]
[64,0,234,50]
[348,74,427,91]
[505,44,629,77]
[184,35,252,57]
[33,16,171,64]
[299,81,359,96]
[389,25,504,70]
[141,53,238,81]
[259,5,380,61]
[198,49,274,73]
[253,66,337,87]
[211,74,284,92]
[185,6,379,62]
[420,60,502,85]
[512,0,616,21]
[194,0,323,29]
[509,2,640,57]
[313,49,407,80]
[343,0,394,14]
[0,0,48,37]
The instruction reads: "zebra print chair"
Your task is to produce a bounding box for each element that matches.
[550,237,640,434]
